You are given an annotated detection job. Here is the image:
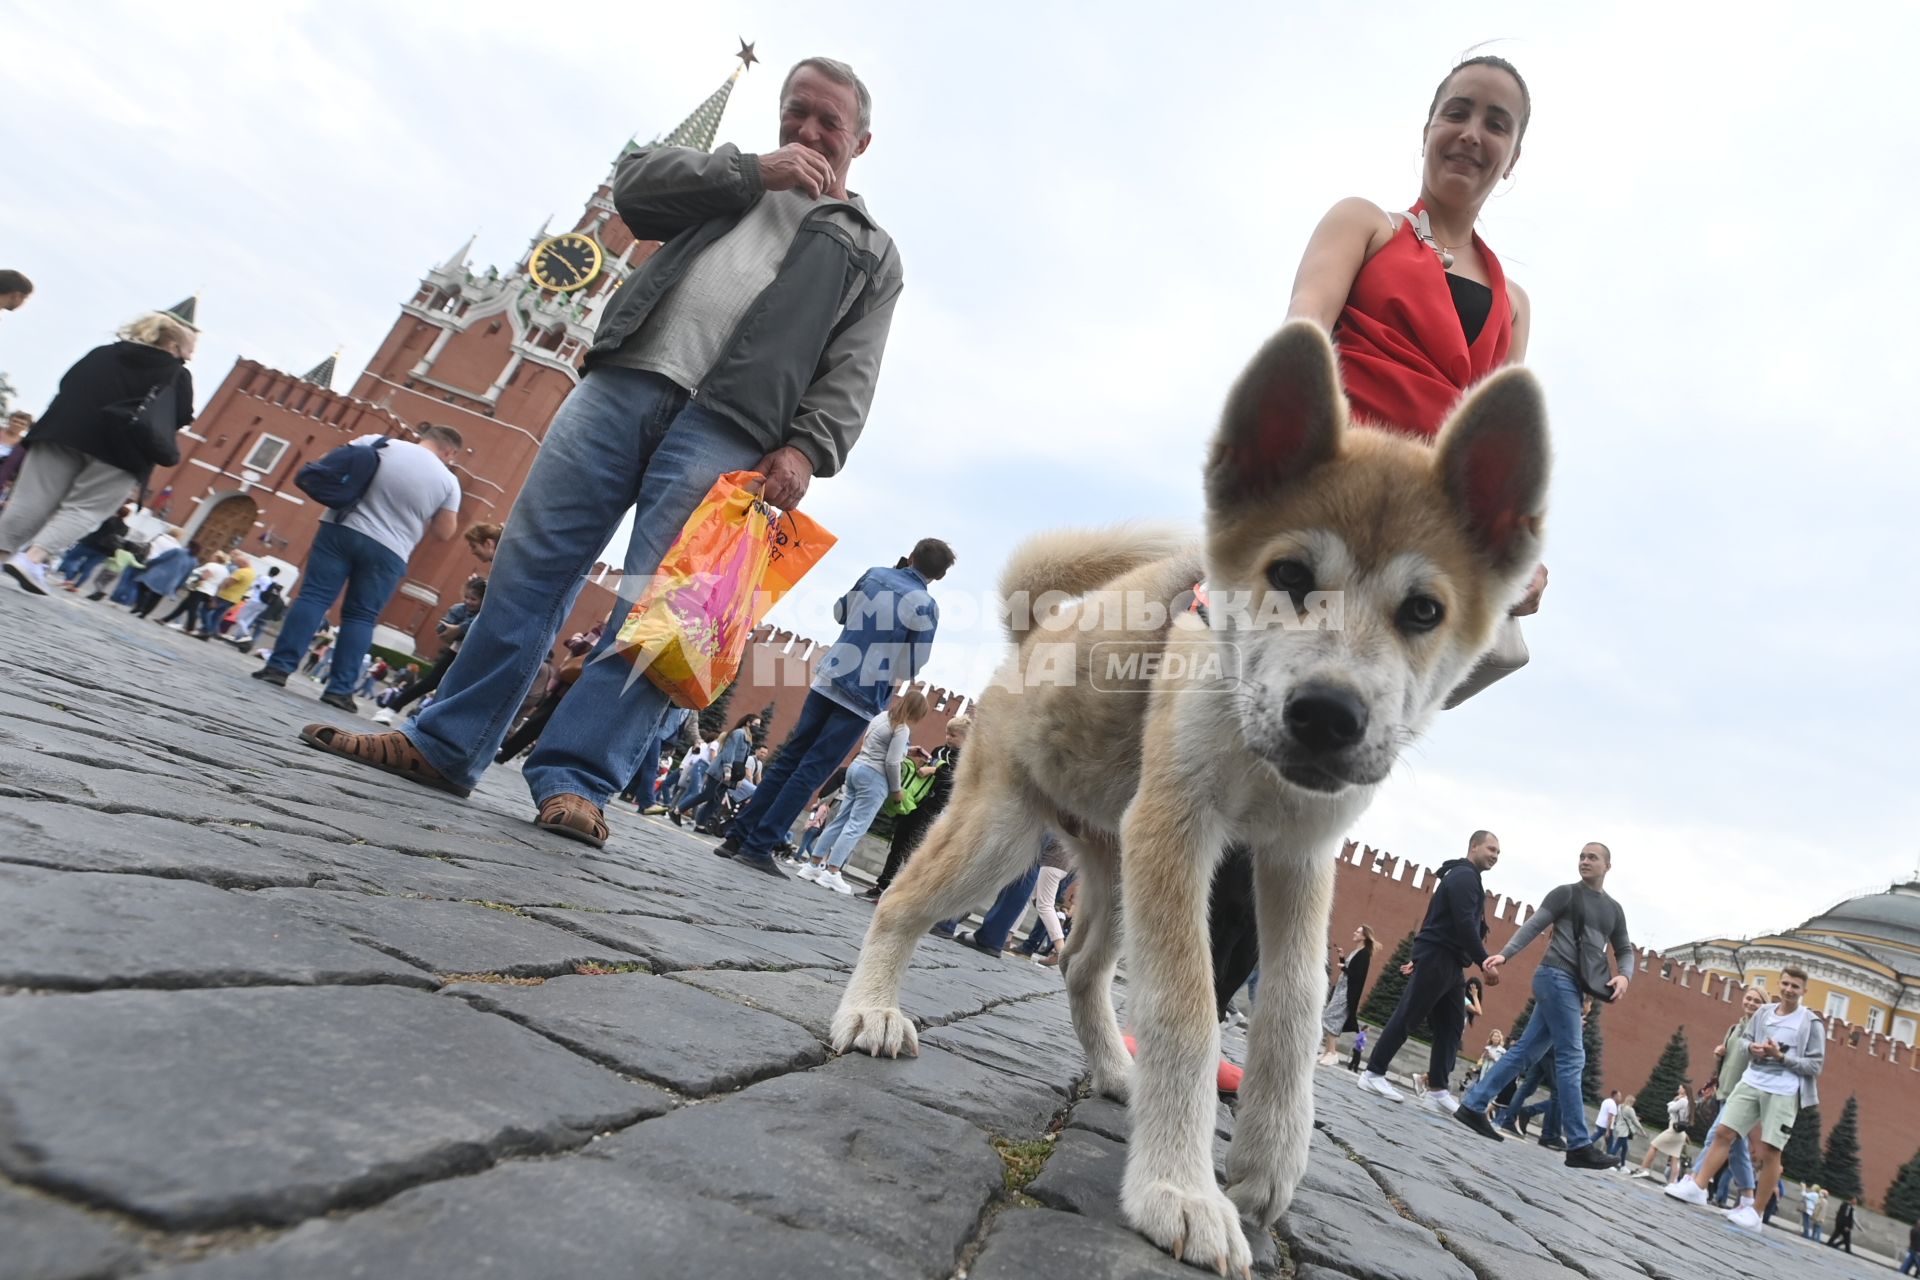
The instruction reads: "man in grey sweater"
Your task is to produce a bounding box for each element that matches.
[304,57,904,851]
[1665,965,1825,1231]
[1454,842,1635,1170]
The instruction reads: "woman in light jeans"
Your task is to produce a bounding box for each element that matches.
[801,689,929,894]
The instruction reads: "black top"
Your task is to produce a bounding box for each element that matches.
[1446,274,1494,346]
[78,513,129,553]
[26,341,194,482]
[1414,857,1491,967]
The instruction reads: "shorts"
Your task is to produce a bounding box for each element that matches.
[1719,1080,1800,1150]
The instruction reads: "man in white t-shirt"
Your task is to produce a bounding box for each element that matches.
[1595,1090,1620,1150]
[1665,966,1825,1230]
[254,424,462,712]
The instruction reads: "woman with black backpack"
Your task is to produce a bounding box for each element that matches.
[0,310,195,594]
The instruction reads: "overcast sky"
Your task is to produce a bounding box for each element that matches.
[4,1,1917,951]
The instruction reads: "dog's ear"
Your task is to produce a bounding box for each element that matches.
[1434,368,1550,571]
[1205,321,1344,512]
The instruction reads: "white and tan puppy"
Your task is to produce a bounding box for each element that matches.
[832,321,1549,1274]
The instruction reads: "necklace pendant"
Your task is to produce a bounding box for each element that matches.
[1440,249,1455,270]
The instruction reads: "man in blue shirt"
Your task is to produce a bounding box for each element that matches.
[716,537,952,877]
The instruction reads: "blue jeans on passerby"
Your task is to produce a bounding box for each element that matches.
[1695,1121,1752,1202]
[672,760,709,812]
[401,369,761,801]
[1462,966,1593,1150]
[1496,1054,1554,1132]
[816,761,888,869]
[939,862,1043,951]
[267,522,407,697]
[1607,1133,1630,1162]
[1899,1248,1918,1275]
[60,545,108,584]
[725,689,870,857]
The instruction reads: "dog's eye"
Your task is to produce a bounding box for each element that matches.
[1266,559,1314,599]
[1397,595,1445,633]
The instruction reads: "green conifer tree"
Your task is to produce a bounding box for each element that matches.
[696,684,736,740]
[1882,1146,1920,1224]
[751,702,777,749]
[1358,932,1416,1028]
[1508,996,1536,1043]
[1821,1095,1864,1202]
[1780,1103,1824,1187]
[1634,1027,1690,1129]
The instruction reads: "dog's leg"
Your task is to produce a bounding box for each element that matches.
[1117,786,1249,1275]
[1058,831,1130,1102]
[832,797,1040,1058]
[1225,844,1335,1228]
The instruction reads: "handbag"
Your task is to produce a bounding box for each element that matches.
[1444,615,1529,709]
[104,376,183,469]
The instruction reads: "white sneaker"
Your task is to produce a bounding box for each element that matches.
[822,870,855,895]
[371,708,395,726]
[1725,1205,1763,1231]
[1358,1072,1404,1102]
[796,863,823,882]
[1662,1179,1709,1206]
[1416,1090,1460,1115]
[3,554,50,595]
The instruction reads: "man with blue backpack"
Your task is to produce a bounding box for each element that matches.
[253,424,462,711]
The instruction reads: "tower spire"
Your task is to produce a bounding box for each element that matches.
[624,42,756,157]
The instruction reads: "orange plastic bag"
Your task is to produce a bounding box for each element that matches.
[614,471,834,708]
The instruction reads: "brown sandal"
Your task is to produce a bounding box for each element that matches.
[298,724,472,798]
[536,793,609,849]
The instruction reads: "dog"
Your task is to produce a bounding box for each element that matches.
[831,320,1549,1274]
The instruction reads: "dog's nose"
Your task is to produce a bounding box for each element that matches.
[1284,684,1369,753]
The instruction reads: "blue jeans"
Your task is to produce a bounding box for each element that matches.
[1607,1135,1630,1162]
[1496,1054,1556,1135]
[725,690,869,856]
[1898,1248,1917,1275]
[1695,1120,1753,1199]
[267,522,406,697]
[939,862,1043,951]
[60,545,108,584]
[402,368,761,800]
[1463,966,1592,1150]
[672,761,709,812]
[817,761,889,868]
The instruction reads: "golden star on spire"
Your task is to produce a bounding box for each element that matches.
[737,39,758,71]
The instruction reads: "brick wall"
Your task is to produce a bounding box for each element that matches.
[1325,840,1920,1208]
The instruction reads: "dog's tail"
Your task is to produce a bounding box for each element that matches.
[998,524,1195,642]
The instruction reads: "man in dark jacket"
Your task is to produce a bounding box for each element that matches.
[1359,830,1502,1110]
[305,57,903,854]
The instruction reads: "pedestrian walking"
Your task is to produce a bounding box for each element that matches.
[1319,925,1375,1064]
[1454,843,1634,1172]
[254,424,462,712]
[1664,966,1826,1232]
[0,309,195,594]
[799,689,930,894]
[1824,1196,1856,1253]
[865,714,968,899]
[1359,830,1503,1113]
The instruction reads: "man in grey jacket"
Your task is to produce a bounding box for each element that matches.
[1454,842,1634,1171]
[1665,966,1825,1231]
[303,57,903,849]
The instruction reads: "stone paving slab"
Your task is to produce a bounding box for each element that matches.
[0,865,435,991]
[967,1207,1210,1280]
[588,1071,1004,1277]
[667,964,849,1040]
[253,889,649,977]
[140,1154,903,1280]
[0,805,345,889]
[819,1042,1067,1137]
[525,905,819,970]
[446,970,827,1094]
[0,985,669,1228]
[0,1181,148,1280]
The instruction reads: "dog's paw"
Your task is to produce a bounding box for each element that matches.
[1225,1162,1299,1229]
[830,1005,919,1058]
[1124,1179,1252,1276]
[1090,1063,1131,1104]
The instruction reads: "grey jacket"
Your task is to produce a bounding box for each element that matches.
[1744,1002,1826,1107]
[1498,882,1635,999]
[591,144,904,478]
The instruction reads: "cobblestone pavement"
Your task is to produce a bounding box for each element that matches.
[0,592,1891,1278]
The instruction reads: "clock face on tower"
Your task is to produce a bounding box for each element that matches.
[528,233,604,293]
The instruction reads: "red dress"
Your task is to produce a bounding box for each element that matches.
[1334,202,1512,439]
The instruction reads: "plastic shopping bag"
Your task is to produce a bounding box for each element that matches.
[614,471,834,707]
